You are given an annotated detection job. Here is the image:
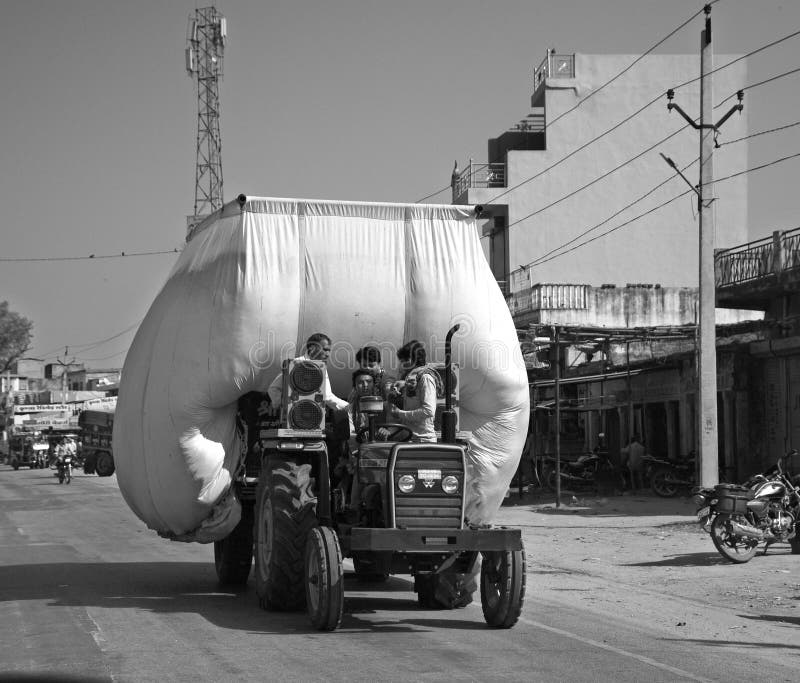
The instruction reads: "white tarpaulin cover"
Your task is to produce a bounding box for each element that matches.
[114,196,529,542]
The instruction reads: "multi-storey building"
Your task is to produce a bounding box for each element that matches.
[452,51,748,297]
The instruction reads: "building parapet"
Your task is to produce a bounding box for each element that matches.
[533,50,576,90]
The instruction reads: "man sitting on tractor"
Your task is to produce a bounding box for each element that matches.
[385,339,443,443]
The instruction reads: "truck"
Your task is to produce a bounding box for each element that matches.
[8,431,50,470]
[78,410,115,476]
[216,326,525,631]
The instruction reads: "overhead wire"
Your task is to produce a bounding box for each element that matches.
[715,65,800,108]
[0,249,181,263]
[527,150,800,270]
[485,24,800,214]
[524,156,699,269]
[414,2,716,204]
[36,319,144,360]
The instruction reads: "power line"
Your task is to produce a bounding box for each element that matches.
[513,115,800,249]
[524,156,699,269]
[506,124,691,230]
[543,3,715,134]
[37,319,144,359]
[0,249,181,263]
[530,190,693,268]
[719,119,800,147]
[526,151,800,270]
[716,66,800,108]
[415,2,715,204]
[497,28,800,210]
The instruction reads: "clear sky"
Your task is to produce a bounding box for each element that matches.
[1,0,798,369]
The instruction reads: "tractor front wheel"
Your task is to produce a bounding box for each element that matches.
[480,548,526,628]
[305,526,344,631]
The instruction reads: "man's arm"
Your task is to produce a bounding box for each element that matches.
[323,372,349,411]
[266,371,283,409]
[393,374,436,424]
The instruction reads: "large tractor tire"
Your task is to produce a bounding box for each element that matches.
[214,502,254,586]
[83,451,97,475]
[254,456,318,611]
[305,526,344,631]
[480,548,526,628]
[95,452,115,477]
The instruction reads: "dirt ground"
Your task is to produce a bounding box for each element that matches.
[495,490,800,647]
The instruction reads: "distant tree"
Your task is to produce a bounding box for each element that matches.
[0,301,34,376]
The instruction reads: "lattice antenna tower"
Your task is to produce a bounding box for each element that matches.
[185,6,227,234]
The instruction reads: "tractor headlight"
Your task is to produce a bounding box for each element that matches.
[441,475,459,494]
[398,474,416,493]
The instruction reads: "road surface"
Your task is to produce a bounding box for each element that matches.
[0,466,796,682]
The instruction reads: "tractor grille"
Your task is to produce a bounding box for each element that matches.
[391,446,465,529]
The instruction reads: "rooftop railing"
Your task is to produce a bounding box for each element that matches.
[715,227,800,287]
[452,161,506,200]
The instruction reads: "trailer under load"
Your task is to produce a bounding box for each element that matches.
[113,196,529,542]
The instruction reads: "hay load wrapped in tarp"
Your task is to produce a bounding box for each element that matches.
[113,196,529,542]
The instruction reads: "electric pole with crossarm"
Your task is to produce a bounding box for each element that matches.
[661,4,744,488]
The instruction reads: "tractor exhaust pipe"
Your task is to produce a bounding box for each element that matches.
[442,324,460,443]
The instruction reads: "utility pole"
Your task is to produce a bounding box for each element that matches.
[662,5,743,487]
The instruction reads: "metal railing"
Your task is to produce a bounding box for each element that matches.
[534,52,576,89]
[452,161,506,199]
[716,227,800,287]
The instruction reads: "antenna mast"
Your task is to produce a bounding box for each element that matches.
[185,6,227,235]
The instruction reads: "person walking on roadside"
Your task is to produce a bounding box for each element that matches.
[622,434,646,492]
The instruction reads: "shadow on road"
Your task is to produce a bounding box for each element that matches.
[666,636,800,651]
[623,552,728,567]
[739,613,800,627]
[0,561,447,634]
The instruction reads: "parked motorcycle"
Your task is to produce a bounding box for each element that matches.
[56,455,73,485]
[650,454,696,498]
[693,451,800,563]
[545,452,619,493]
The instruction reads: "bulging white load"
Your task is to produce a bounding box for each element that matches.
[113,196,529,542]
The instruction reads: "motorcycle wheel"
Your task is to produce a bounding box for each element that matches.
[710,514,758,563]
[651,467,679,498]
[65,466,71,484]
[545,469,558,492]
[58,469,64,484]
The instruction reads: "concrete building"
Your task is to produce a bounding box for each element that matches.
[518,282,763,479]
[452,51,748,297]
[716,228,800,471]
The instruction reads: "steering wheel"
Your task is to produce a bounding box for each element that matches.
[376,423,413,443]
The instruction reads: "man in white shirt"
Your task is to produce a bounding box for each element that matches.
[267,332,349,411]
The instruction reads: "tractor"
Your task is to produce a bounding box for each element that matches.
[215,326,525,631]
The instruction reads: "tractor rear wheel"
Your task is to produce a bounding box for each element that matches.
[254,455,318,611]
[214,502,254,586]
[95,452,115,477]
[480,548,526,628]
[305,526,344,631]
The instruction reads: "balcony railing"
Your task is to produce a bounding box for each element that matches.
[452,161,506,199]
[534,51,576,90]
[715,228,800,287]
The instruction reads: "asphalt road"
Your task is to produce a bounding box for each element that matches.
[0,466,797,682]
